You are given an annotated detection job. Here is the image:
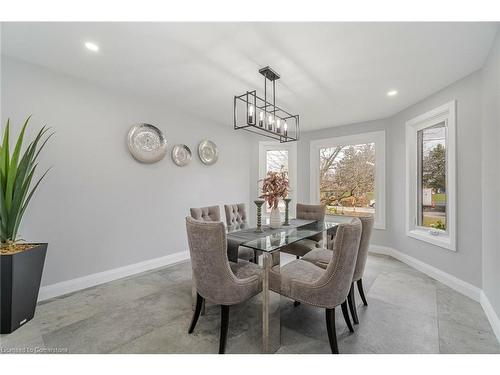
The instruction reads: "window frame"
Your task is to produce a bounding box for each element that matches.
[258,141,297,217]
[405,100,457,251]
[309,130,386,230]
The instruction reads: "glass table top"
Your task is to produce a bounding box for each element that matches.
[227,217,353,253]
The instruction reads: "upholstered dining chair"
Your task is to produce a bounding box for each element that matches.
[185,217,263,354]
[269,218,362,354]
[302,215,374,325]
[190,205,254,263]
[279,203,326,259]
[224,203,258,263]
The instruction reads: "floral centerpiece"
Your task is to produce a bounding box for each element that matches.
[260,169,289,228]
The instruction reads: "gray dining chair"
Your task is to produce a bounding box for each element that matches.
[302,215,374,324]
[190,205,221,222]
[224,203,258,263]
[269,218,362,354]
[190,205,254,263]
[185,217,263,354]
[279,203,326,259]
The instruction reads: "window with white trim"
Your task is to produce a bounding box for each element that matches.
[406,101,456,251]
[310,131,386,229]
[258,141,297,216]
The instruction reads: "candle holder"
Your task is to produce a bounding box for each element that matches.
[254,199,265,233]
[283,198,292,226]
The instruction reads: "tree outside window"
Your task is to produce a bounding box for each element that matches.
[319,143,375,216]
[418,123,447,230]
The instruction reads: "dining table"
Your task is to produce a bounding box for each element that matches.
[226,216,353,353]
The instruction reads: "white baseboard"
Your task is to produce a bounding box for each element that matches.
[38,250,190,302]
[480,291,500,343]
[368,244,392,256]
[371,245,500,344]
[369,245,481,302]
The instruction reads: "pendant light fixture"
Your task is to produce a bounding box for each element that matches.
[233,66,299,142]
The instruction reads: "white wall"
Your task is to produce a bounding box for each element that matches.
[389,71,482,287]
[295,71,483,288]
[0,57,252,287]
[481,30,500,317]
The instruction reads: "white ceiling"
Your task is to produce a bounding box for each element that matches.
[1,22,498,131]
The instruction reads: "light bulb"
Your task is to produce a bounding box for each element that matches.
[248,105,254,124]
[276,119,281,133]
[259,111,264,127]
[284,122,288,137]
[268,115,274,131]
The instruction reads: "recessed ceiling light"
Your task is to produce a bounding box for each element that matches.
[387,90,398,97]
[84,42,99,52]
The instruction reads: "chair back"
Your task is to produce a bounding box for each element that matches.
[295,218,361,308]
[296,203,325,242]
[224,203,248,230]
[189,205,220,222]
[352,215,374,282]
[186,217,261,305]
[185,217,242,304]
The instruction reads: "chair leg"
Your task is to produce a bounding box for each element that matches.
[188,293,204,334]
[201,299,206,316]
[325,308,339,354]
[347,283,359,325]
[357,279,368,306]
[293,301,301,307]
[219,305,230,354]
[341,300,354,333]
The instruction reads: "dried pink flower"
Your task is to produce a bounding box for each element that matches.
[259,169,289,209]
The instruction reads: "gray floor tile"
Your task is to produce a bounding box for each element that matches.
[341,298,440,353]
[42,289,191,353]
[0,324,45,352]
[3,254,498,354]
[436,284,493,332]
[438,319,500,354]
[368,270,437,317]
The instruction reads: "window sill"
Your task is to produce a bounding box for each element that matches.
[325,213,385,230]
[407,228,455,251]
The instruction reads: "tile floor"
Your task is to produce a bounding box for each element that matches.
[1,254,499,354]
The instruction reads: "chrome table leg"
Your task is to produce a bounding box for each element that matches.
[261,251,281,353]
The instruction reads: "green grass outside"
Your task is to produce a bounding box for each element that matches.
[422,216,447,230]
[433,193,446,203]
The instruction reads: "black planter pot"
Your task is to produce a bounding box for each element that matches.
[1,243,47,334]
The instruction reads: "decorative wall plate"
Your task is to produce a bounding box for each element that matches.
[127,123,167,163]
[198,139,219,165]
[171,144,192,167]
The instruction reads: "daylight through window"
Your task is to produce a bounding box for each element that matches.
[319,143,376,217]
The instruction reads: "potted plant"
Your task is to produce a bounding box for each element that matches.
[0,117,53,334]
[259,169,289,229]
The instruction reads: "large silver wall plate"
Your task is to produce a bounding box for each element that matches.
[171,144,192,167]
[127,123,167,163]
[198,139,219,165]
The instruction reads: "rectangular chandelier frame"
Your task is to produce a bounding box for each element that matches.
[233,66,300,143]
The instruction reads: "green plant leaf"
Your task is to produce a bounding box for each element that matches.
[5,116,30,213]
[0,119,10,183]
[33,129,54,161]
[12,168,51,240]
[0,118,53,242]
[8,163,37,238]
